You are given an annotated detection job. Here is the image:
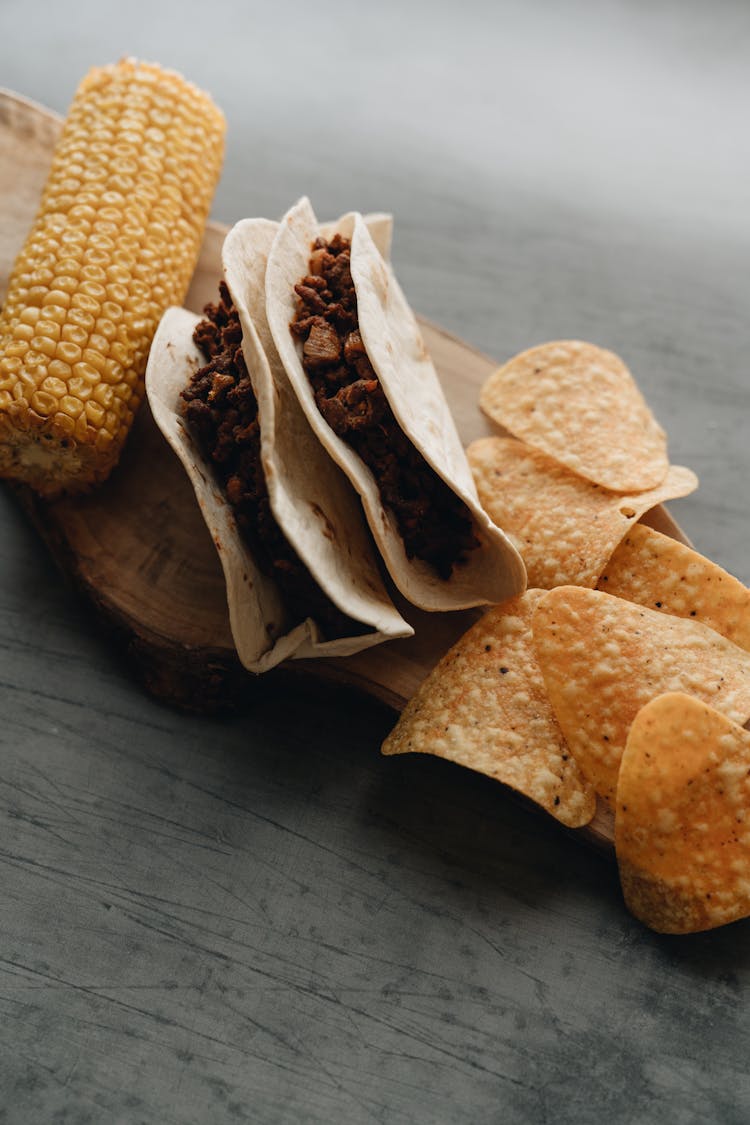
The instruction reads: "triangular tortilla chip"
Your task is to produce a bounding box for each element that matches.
[598,524,750,652]
[382,591,596,827]
[480,341,669,492]
[468,436,697,588]
[616,692,750,933]
[532,587,750,806]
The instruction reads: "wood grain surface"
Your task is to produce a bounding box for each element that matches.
[1,5,750,1124]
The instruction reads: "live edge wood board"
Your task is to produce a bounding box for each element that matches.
[0,89,690,851]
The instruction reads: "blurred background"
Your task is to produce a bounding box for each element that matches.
[1,3,749,1123]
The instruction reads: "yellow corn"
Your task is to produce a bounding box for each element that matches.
[0,59,225,495]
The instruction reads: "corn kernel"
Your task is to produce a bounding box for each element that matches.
[42,376,68,399]
[94,320,117,341]
[0,357,21,377]
[71,293,100,314]
[43,306,68,326]
[36,319,62,341]
[6,342,30,359]
[53,412,76,437]
[79,280,106,301]
[85,401,105,426]
[43,291,72,309]
[103,359,124,385]
[72,361,101,385]
[31,336,58,359]
[31,391,56,415]
[82,349,107,375]
[48,360,72,381]
[68,309,95,332]
[81,265,106,283]
[67,377,92,400]
[60,396,84,419]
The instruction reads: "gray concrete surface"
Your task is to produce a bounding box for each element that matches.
[1,1,749,1121]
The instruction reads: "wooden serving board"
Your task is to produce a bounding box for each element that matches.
[0,89,690,851]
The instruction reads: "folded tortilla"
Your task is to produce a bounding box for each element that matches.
[146,214,412,673]
[266,197,526,612]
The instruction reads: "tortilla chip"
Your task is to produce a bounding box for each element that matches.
[480,341,669,492]
[468,436,697,588]
[532,587,750,806]
[598,524,750,653]
[616,692,750,933]
[382,591,596,827]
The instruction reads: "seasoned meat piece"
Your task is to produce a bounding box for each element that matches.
[293,282,328,316]
[343,329,366,363]
[318,379,388,436]
[182,282,365,639]
[303,319,341,368]
[290,238,478,579]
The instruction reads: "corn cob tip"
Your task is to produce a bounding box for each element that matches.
[79,58,226,131]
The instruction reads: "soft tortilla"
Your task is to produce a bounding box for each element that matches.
[146,305,411,673]
[265,197,526,612]
[319,210,392,261]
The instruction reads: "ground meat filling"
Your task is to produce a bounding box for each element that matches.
[182,282,366,640]
[290,235,478,580]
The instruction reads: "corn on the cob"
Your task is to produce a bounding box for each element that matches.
[0,59,225,495]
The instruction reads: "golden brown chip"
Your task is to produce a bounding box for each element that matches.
[479,341,669,492]
[468,436,697,589]
[598,524,750,652]
[382,591,596,827]
[616,692,750,934]
[532,587,750,806]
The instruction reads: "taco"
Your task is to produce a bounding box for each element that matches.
[265,198,526,611]
[146,214,412,673]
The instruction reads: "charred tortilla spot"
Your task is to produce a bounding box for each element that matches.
[310,502,336,541]
[290,236,478,579]
[182,282,367,640]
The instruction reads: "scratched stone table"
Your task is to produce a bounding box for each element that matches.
[1,2,750,1122]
